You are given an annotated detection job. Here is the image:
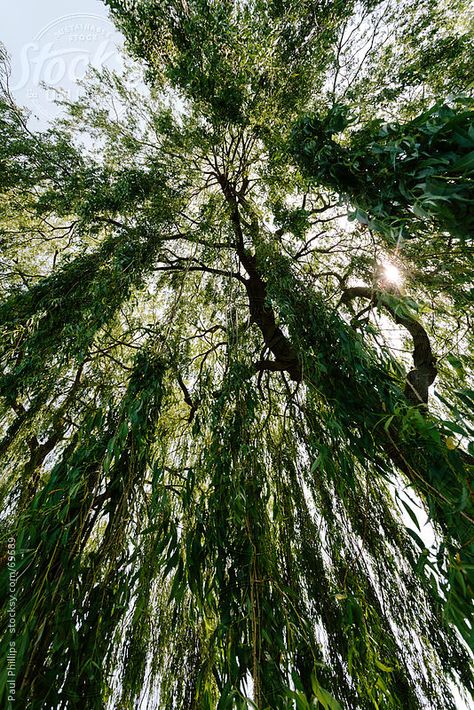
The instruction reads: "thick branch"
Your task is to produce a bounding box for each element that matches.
[341,286,437,405]
[177,373,198,422]
[240,250,302,381]
[223,197,302,381]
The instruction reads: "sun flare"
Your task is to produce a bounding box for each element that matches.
[382,261,404,286]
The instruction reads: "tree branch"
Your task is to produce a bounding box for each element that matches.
[341,286,437,405]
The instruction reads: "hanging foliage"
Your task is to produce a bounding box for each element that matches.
[0,1,473,708]
[291,100,474,242]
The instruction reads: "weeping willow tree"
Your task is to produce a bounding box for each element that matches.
[0,1,473,707]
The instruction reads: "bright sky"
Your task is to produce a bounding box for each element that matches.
[0,0,124,127]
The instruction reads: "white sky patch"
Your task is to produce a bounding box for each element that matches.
[1,0,123,128]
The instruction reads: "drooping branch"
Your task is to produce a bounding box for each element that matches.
[208,153,474,639]
[341,286,437,405]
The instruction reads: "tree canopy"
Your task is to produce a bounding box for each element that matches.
[0,1,473,708]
